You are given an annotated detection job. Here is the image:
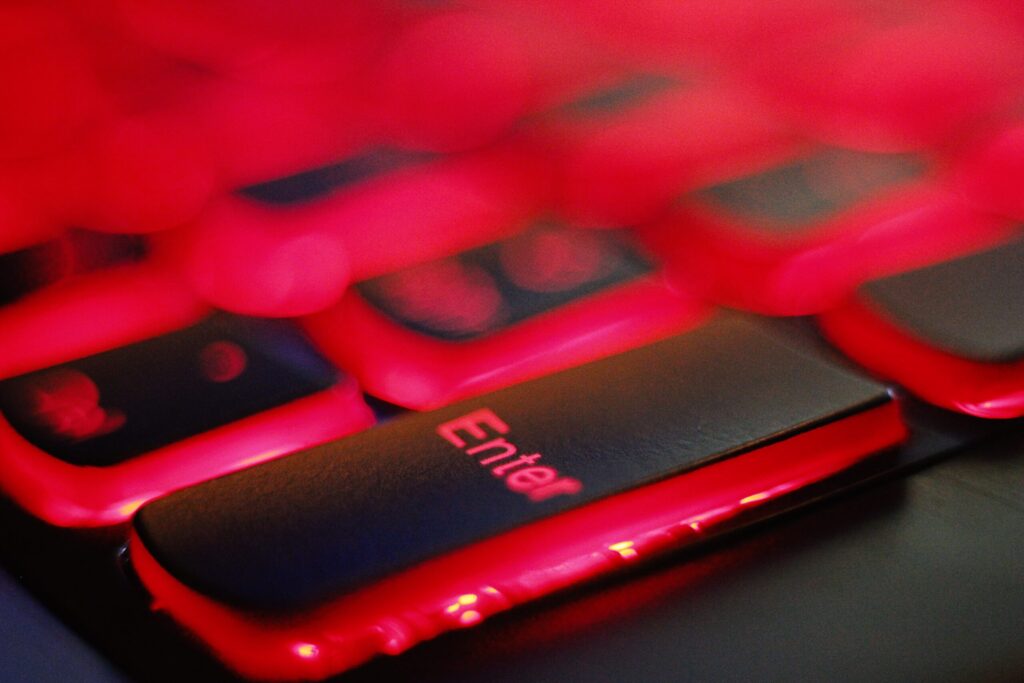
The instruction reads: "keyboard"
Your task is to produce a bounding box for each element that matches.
[2,1,1024,681]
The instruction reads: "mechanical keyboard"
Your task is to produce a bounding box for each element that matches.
[2,1,1024,681]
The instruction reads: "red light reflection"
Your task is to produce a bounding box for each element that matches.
[27,369,125,441]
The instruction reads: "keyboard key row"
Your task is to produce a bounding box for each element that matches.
[0,267,372,526]
[0,219,1019,526]
[130,315,906,680]
[821,235,1024,418]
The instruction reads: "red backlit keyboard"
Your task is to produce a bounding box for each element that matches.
[2,2,1024,681]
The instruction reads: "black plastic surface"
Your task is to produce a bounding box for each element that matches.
[860,236,1024,363]
[355,224,652,340]
[240,147,434,205]
[0,315,339,466]
[134,315,890,612]
[696,148,924,231]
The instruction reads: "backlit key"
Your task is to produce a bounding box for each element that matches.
[369,7,606,152]
[0,230,146,306]
[174,144,549,317]
[736,4,1024,150]
[304,222,708,408]
[820,235,1024,418]
[0,269,372,526]
[663,145,1014,315]
[130,315,905,681]
[538,73,795,227]
[0,5,105,160]
[955,123,1024,221]
[113,0,397,87]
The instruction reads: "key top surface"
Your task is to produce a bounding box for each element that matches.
[304,221,706,408]
[858,236,1024,363]
[135,315,897,612]
[0,231,146,306]
[354,224,653,341]
[0,314,338,466]
[694,147,926,232]
[819,235,1024,418]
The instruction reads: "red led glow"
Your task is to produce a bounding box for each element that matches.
[0,265,208,381]
[368,260,505,336]
[541,78,799,227]
[370,8,604,152]
[659,183,1019,316]
[173,144,549,317]
[25,369,126,441]
[820,298,1024,418]
[0,383,373,527]
[0,5,105,161]
[956,123,1024,220]
[734,5,1024,151]
[199,341,248,383]
[304,273,709,410]
[130,401,905,681]
[0,265,375,526]
[499,227,613,293]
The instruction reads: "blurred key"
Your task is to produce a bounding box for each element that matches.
[0,230,146,306]
[304,222,708,408]
[129,315,905,680]
[501,0,857,73]
[113,0,398,87]
[955,123,1024,220]
[0,5,106,160]
[538,73,795,226]
[370,8,608,152]
[166,76,374,190]
[61,116,219,235]
[0,264,207,381]
[820,235,1024,418]
[662,145,1015,315]
[738,5,1024,150]
[0,277,372,526]
[172,144,550,317]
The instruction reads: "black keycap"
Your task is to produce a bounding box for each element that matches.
[354,223,653,340]
[239,147,435,205]
[858,235,1024,362]
[0,231,146,306]
[133,315,898,613]
[694,147,925,232]
[0,314,339,467]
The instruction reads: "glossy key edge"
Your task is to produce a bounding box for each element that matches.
[0,266,376,525]
[820,298,1024,419]
[129,399,904,681]
[0,381,374,527]
[305,273,708,409]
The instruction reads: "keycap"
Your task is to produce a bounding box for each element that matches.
[0,264,208,380]
[174,143,549,317]
[304,222,708,408]
[538,73,795,227]
[664,145,1015,315]
[0,230,147,306]
[370,8,605,152]
[113,0,396,87]
[21,75,374,237]
[736,4,1024,150]
[504,0,856,74]
[130,315,905,680]
[0,268,373,525]
[162,75,375,190]
[820,235,1024,418]
[0,5,105,160]
[956,123,1024,220]
[0,175,59,254]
